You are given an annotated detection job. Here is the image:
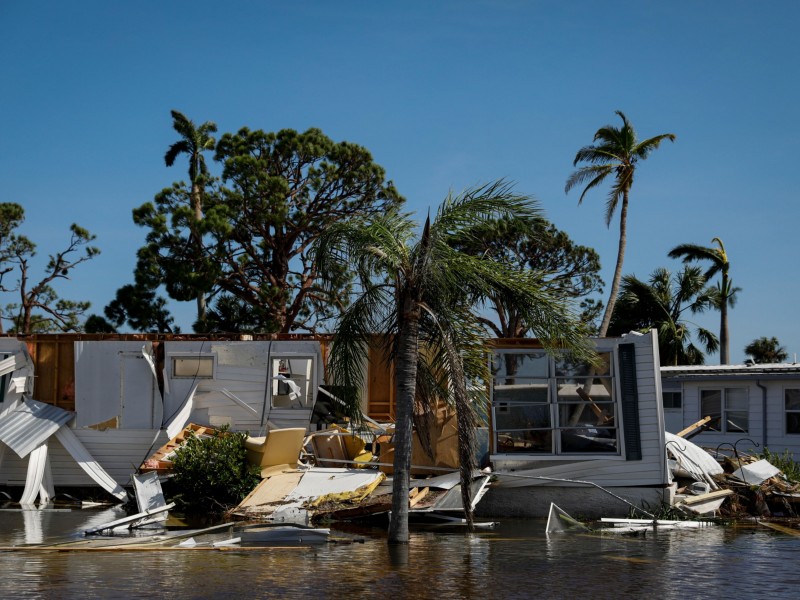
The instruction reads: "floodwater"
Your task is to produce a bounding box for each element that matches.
[1,508,799,599]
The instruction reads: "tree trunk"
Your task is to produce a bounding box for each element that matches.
[388,298,420,544]
[191,182,207,324]
[598,191,628,337]
[719,273,729,364]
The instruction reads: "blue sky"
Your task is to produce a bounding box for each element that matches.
[2,1,798,363]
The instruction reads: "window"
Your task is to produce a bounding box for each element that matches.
[700,388,748,433]
[270,356,314,408]
[172,355,215,378]
[663,391,682,409]
[0,352,10,403]
[492,350,618,455]
[786,389,800,435]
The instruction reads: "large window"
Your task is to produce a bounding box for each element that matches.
[786,389,800,435]
[700,388,748,433]
[492,350,618,455]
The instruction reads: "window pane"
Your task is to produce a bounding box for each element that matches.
[557,379,612,403]
[493,403,551,430]
[726,388,748,412]
[494,380,549,404]
[493,352,549,379]
[786,389,800,411]
[555,352,611,378]
[173,356,214,378]
[560,428,617,453]
[701,390,722,431]
[663,391,682,409]
[726,411,749,433]
[495,430,552,453]
[558,402,615,428]
[788,413,800,435]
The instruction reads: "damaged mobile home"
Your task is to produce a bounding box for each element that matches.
[2,330,675,520]
[0,335,324,503]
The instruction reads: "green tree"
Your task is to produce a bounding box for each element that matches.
[0,203,100,334]
[744,336,788,364]
[610,266,718,365]
[163,110,218,322]
[103,284,179,333]
[566,111,675,336]
[668,238,739,364]
[455,216,604,337]
[316,181,594,544]
[134,127,402,333]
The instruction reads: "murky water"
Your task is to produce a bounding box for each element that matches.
[1,508,798,599]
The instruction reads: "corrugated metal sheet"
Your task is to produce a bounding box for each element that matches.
[0,399,73,458]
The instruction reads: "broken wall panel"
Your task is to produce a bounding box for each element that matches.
[74,341,161,429]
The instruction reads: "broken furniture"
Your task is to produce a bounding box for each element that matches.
[244,427,307,477]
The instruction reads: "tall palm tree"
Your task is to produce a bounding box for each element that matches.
[566,111,675,336]
[668,237,739,364]
[610,266,719,366]
[315,181,594,544]
[164,110,218,322]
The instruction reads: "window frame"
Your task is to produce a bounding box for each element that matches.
[699,387,749,434]
[268,355,317,409]
[785,388,800,436]
[491,349,622,458]
[169,353,217,379]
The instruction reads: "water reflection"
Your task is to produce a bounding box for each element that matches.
[1,512,799,598]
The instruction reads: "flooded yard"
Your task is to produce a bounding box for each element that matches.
[1,508,798,598]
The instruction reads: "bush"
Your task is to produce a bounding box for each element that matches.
[169,425,261,514]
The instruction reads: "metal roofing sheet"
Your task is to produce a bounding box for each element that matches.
[0,399,73,458]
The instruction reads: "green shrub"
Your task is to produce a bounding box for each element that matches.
[169,425,261,514]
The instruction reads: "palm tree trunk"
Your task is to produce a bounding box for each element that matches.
[190,182,207,324]
[720,273,729,364]
[388,299,420,544]
[598,191,629,337]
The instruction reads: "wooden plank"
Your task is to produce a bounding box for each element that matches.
[680,488,733,506]
[409,487,429,508]
[675,416,712,438]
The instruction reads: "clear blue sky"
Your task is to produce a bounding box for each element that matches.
[2,1,798,364]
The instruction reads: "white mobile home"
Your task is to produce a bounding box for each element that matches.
[0,336,323,499]
[480,329,671,518]
[661,362,800,458]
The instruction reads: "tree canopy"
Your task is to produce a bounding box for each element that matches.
[454,216,604,337]
[129,126,403,333]
[609,265,718,365]
[0,202,99,334]
[744,336,788,364]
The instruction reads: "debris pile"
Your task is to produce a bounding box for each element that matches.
[709,452,800,518]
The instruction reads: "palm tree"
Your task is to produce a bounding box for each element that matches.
[315,181,594,544]
[668,238,739,364]
[745,336,788,364]
[566,111,675,337]
[164,110,218,322]
[609,266,719,366]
